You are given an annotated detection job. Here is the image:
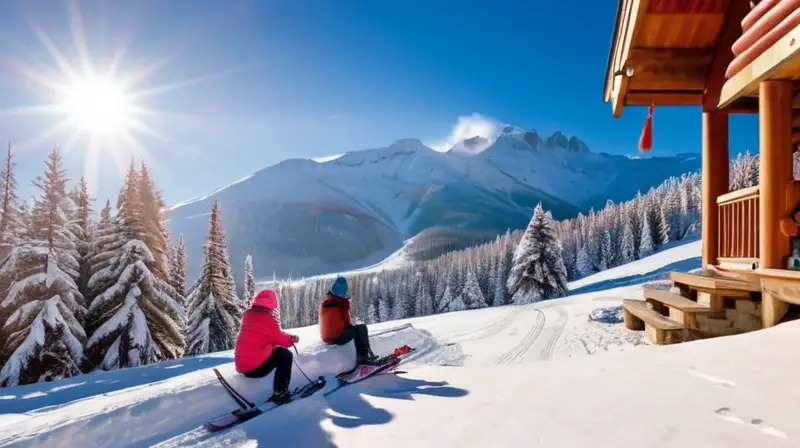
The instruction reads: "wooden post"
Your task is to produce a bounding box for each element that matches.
[759,81,793,269]
[702,111,730,268]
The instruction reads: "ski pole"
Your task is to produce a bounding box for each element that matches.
[292,344,313,384]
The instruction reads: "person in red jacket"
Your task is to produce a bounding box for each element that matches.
[319,276,378,365]
[235,289,299,404]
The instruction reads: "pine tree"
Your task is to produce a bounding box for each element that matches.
[70,178,94,306]
[243,254,256,308]
[169,235,188,300]
[84,168,184,370]
[0,142,21,245]
[0,248,87,385]
[463,269,487,309]
[600,229,614,270]
[640,213,655,258]
[416,276,434,316]
[0,150,87,385]
[507,203,568,303]
[186,201,241,355]
[576,245,593,277]
[620,218,635,263]
[367,300,378,324]
[443,283,466,312]
[137,162,170,280]
[378,294,391,322]
[492,255,507,305]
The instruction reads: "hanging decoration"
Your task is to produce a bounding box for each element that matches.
[638,104,654,152]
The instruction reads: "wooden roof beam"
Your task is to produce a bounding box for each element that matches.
[608,0,652,118]
[626,91,703,105]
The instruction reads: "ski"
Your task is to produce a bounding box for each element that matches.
[323,345,415,397]
[205,373,327,432]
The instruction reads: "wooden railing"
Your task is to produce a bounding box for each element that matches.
[716,185,759,262]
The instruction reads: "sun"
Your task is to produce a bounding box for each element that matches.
[62,76,133,136]
[0,2,239,192]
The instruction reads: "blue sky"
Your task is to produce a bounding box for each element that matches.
[0,0,759,206]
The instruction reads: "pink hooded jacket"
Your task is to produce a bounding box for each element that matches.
[234,289,295,374]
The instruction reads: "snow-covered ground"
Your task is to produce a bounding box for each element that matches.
[4,239,798,447]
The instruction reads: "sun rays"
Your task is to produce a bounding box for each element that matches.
[0,1,225,191]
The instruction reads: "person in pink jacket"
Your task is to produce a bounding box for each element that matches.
[235,289,299,404]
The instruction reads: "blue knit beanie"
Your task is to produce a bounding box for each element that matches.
[330,276,349,299]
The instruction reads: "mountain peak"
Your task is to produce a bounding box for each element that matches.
[546,131,569,149]
[449,135,491,155]
[500,125,525,135]
[390,138,426,150]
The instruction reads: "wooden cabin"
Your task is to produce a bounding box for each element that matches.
[604,0,800,344]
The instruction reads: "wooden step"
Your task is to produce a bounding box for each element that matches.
[643,288,726,329]
[670,272,760,297]
[622,299,687,345]
[643,288,713,312]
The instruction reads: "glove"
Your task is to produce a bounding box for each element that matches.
[291,334,300,343]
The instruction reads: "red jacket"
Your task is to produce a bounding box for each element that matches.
[319,294,352,343]
[234,290,294,373]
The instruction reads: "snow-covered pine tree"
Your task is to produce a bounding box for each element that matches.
[492,254,507,305]
[377,293,391,322]
[169,235,188,300]
[599,229,614,271]
[0,149,87,385]
[662,182,682,242]
[506,203,568,303]
[367,300,378,324]
[69,177,94,304]
[416,275,434,316]
[392,283,408,320]
[0,248,87,386]
[443,283,466,312]
[576,245,593,277]
[186,201,241,355]
[136,163,170,281]
[639,212,655,258]
[243,254,256,308]
[629,194,643,258]
[17,199,31,242]
[0,142,22,245]
[620,217,635,264]
[84,166,185,370]
[85,200,118,308]
[463,269,487,309]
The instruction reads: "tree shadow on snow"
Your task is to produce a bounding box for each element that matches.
[568,256,701,296]
[323,374,469,430]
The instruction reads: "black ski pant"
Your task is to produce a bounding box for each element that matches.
[333,324,372,357]
[243,346,292,393]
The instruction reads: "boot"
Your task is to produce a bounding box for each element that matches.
[267,389,291,405]
[356,350,379,366]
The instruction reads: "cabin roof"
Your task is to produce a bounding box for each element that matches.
[603,0,736,117]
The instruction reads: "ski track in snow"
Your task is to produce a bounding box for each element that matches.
[437,308,520,344]
[536,307,569,361]
[495,309,545,365]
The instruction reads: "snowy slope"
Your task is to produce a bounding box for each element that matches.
[10,241,797,448]
[168,128,700,280]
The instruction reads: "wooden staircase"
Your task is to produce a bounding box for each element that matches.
[622,271,762,345]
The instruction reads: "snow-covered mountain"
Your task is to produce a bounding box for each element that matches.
[169,126,700,280]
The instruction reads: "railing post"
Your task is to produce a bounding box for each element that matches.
[702,111,730,268]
